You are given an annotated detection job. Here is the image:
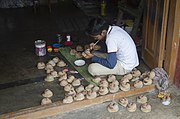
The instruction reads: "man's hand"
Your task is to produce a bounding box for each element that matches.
[82,52,94,59]
[89,42,95,50]
[89,40,100,50]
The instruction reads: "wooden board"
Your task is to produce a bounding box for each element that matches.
[0,85,155,119]
[59,47,97,85]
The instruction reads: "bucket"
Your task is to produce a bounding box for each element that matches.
[35,40,46,56]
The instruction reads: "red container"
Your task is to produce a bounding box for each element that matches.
[54,48,59,52]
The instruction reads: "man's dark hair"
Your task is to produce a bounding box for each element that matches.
[85,17,109,36]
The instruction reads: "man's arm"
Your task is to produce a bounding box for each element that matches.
[91,52,117,69]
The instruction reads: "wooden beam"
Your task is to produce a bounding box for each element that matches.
[0,85,155,119]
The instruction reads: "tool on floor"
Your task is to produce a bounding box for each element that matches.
[69,70,79,74]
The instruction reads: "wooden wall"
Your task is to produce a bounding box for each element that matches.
[174,29,180,87]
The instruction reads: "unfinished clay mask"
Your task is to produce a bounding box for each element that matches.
[107,101,119,113]
[37,62,46,69]
[109,83,119,93]
[131,70,141,77]
[45,63,54,73]
[72,79,81,87]
[162,94,171,105]
[85,84,94,91]
[58,73,67,81]
[92,86,100,92]
[44,74,54,82]
[119,97,129,107]
[127,102,137,112]
[57,60,66,67]
[92,77,102,84]
[42,89,53,98]
[60,80,68,87]
[98,87,109,95]
[41,98,52,105]
[45,63,53,70]
[149,71,155,79]
[67,75,75,83]
[123,73,133,80]
[140,103,152,113]
[63,96,73,104]
[70,49,77,55]
[52,57,60,63]
[134,80,143,88]
[107,74,116,82]
[99,80,109,88]
[76,85,85,93]
[64,84,73,92]
[86,90,97,99]
[50,70,58,78]
[84,49,91,55]
[111,80,119,86]
[76,45,84,52]
[48,60,56,67]
[137,95,148,104]
[120,82,130,91]
[65,89,76,97]
[74,93,85,101]
[75,52,83,59]
[143,77,153,85]
[121,76,130,84]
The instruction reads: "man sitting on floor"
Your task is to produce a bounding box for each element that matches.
[83,17,139,76]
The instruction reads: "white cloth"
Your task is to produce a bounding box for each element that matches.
[106,25,139,70]
[88,60,131,76]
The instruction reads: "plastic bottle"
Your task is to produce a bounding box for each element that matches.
[101,0,106,16]
[56,34,62,44]
[64,35,73,46]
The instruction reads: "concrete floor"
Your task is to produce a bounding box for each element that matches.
[0,0,180,119]
[46,85,180,119]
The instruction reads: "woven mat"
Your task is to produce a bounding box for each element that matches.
[59,47,96,85]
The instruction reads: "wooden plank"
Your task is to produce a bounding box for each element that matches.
[0,85,155,119]
[59,47,96,85]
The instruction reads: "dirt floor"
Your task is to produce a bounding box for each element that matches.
[0,0,180,119]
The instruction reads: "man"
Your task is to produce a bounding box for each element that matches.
[84,17,139,76]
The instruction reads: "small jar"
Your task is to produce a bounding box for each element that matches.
[54,48,59,52]
[35,40,46,56]
[47,46,52,52]
[57,34,62,44]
